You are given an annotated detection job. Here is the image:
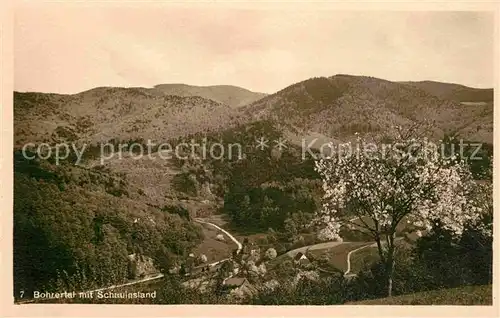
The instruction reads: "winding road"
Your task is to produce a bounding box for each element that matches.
[285,240,374,277]
[285,216,373,276]
[285,217,408,277]
[17,214,408,303]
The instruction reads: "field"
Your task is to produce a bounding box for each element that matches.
[348,245,380,273]
[347,284,492,305]
[340,216,420,241]
[191,222,237,263]
[308,242,371,272]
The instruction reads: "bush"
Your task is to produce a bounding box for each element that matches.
[265,248,277,260]
[172,173,198,196]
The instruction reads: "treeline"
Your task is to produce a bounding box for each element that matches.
[223,179,320,233]
[168,120,321,236]
[441,135,493,180]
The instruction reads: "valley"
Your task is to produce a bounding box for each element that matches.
[13,74,493,305]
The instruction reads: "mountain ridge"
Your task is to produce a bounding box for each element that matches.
[242,74,493,144]
[14,75,493,149]
[14,89,245,147]
[399,80,493,103]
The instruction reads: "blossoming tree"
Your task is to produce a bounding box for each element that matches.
[314,134,486,296]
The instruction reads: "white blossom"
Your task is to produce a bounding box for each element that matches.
[314,136,487,239]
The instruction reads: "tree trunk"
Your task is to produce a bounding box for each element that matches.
[385,233,396,297]
[386,258,394,297]
[374,235,386,264]
[374,232,396,297]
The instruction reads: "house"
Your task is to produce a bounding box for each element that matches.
[224,277,250,288]
[223,277,257,298]
[127,253,157,279]
[293,252,310,265]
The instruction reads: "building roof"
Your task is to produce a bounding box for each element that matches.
[224,277,248,287]
[293,252,307,261]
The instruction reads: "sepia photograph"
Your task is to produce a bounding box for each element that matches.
[4,1,496,313]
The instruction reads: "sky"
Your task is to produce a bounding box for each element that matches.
[14,4,495,94]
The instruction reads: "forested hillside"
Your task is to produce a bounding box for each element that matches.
[14,151,203,295]
[243,75,493,143]
[14,89,245,147]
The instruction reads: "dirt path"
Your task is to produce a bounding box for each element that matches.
[343,243,376,275]
[343,237,405,276]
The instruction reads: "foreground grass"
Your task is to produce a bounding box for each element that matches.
[348,285,492,305]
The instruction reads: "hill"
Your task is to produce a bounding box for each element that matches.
[13,150,204,296]
[14,76,493,148]
[242,75,493,144]
[14,87,245,147]
[347,284,492,305]
[400,80,493,103]
[153,84,267,108]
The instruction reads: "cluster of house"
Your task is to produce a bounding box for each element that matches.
[173,229,317,299]
[222,277,256,298]
[220,251,314,298]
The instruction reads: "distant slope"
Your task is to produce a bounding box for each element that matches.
[347,284,492,305]
[242,74,493,144]
[153,84,267,108]
[14,87,245,147]
[400,80,493,103]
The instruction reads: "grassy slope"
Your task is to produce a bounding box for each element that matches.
[192,222,238,263]
[348,234,418,273]
[308,242,369,272]
[268,242,369,273]
[347,284,492,305]
[268,216,422,273]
